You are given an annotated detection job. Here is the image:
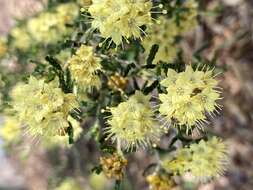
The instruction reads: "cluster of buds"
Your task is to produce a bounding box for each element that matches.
[107,73,128,92]
[11,76,78,137]
[146,172,175,190]
[100,153,128,180]
[68,45,101,89]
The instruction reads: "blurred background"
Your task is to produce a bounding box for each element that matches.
[0,0,252,189]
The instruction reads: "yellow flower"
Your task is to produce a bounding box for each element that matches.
[68,45,101,89]
[11,76,78,137]
[162,137,228,182]
[10,27,31,51]
[100,153,128,180]
[0,117,21,143]
[88,0,154,45]
[26,3,79,44]
[55,178,82,190]
[142,0,198,64]
[146,172,175,190]
[159,65,221,132]
[142,17,178,64]
[105,91,161,150]
[0,37,7,58]
[174,0,198,33]
[41,116,82,148]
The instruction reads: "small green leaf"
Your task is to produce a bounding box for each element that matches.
[45,55,62,71]
[142,80,159,95]
[146,44,159,66]
[67,123,74,144]
[91,165,103,174]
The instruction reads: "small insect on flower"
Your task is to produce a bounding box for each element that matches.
[100,153,128,180]
[88,0,167,45]
[158,65,222,133]
[68,44,101,89]
[11,76,78,138]
[105,91,161,151]
[162,136,228,182]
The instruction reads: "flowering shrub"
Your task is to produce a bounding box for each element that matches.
[0,0,229,189]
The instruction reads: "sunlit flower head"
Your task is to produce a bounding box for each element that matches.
[88,0,166,45]
[68,44,101,89]
[105,91,161,150]
[159,65,221,132]
[100,153,128,180]
[11,76,78,137]
[162,137,228,182]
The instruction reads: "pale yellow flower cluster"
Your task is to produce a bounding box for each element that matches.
[88,0,153,45]
[10,27,32,51]
[142,17,178,64]
[0,117,21,144]
[162,137,228,182]
[143,0,198,64]
[10,3,79,50]
[106,91,161,150]
[175,0,198,33]
[159,65,220,132]
[27,3,79,44]
[41,116,82,148]
[68,45,101,89]
[11,76,78,137]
